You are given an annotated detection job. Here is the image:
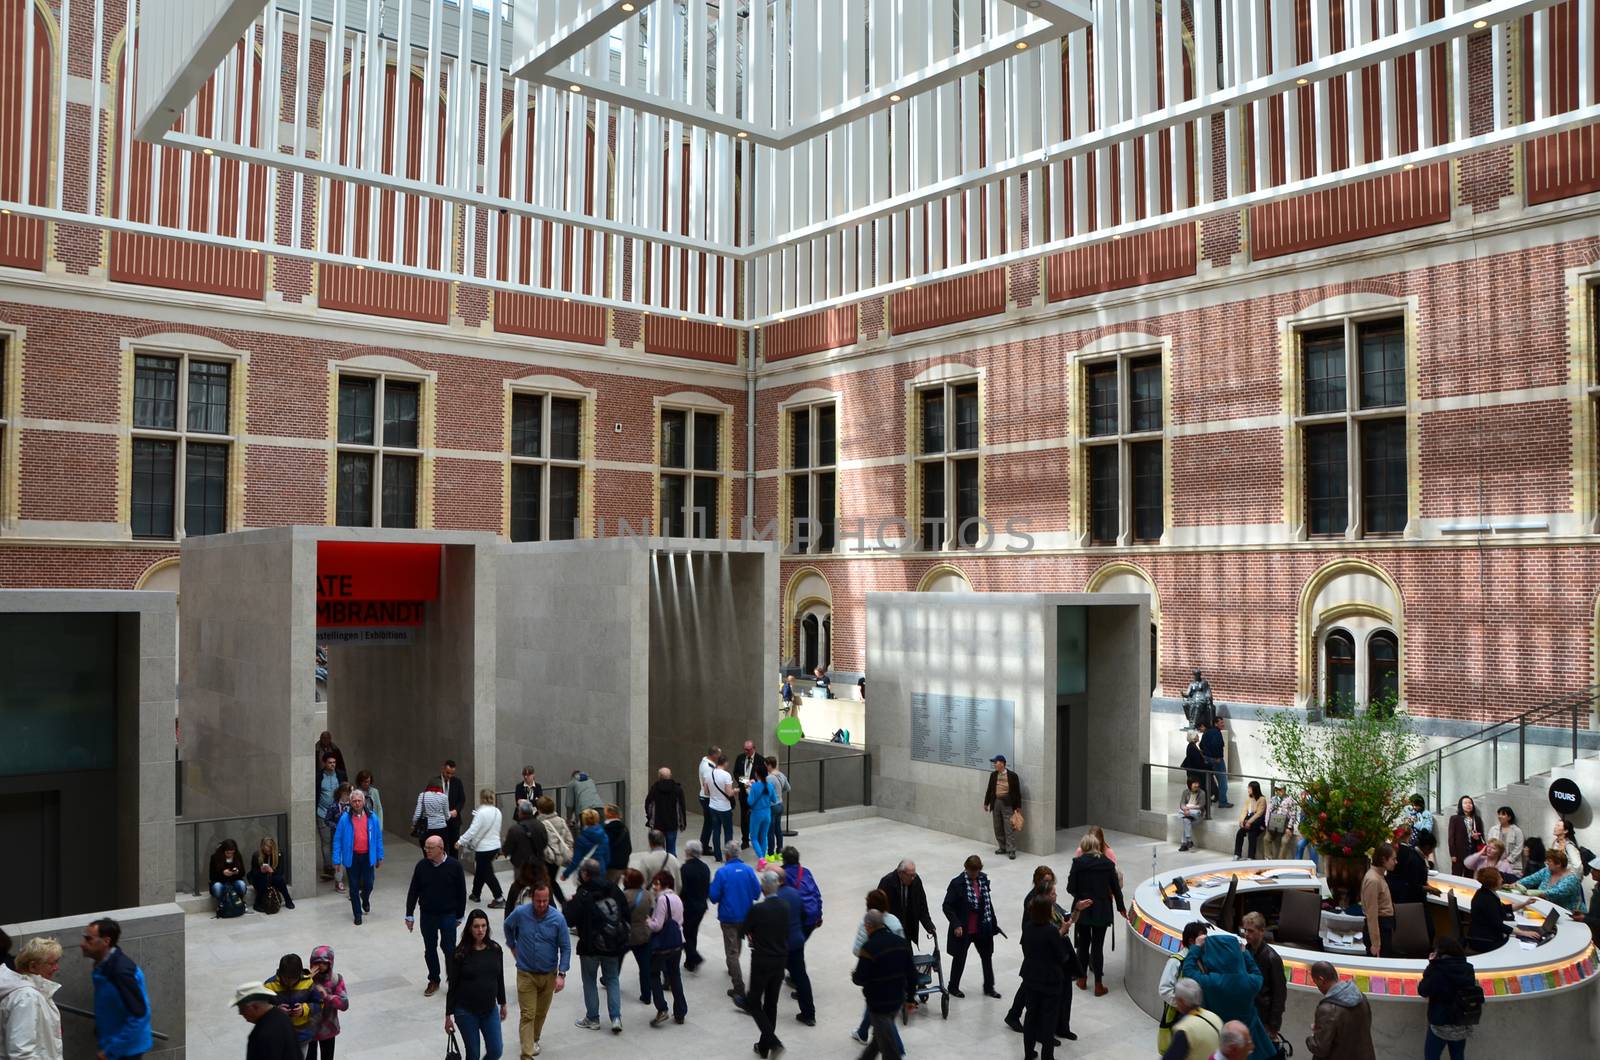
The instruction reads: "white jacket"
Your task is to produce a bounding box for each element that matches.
[0,965,64,1060]
[458,804,503,854]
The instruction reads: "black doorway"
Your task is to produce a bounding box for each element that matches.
[1056,696,1086,830]
[0,791,61,922]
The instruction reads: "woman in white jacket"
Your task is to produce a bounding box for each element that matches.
[0,937,65,1059]
[456,788,505,908]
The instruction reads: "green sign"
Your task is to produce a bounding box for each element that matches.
[776,716,805,746]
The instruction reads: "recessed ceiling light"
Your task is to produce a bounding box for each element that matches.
[621,2,635,10]
[1402,162,1415,171]
[1473,19,1488,29]
[250,248,259,254]
[202,147,214,155]
[1296,77,1309,85]
[737,131,749,138]
[1027,0,1042,8]
[563,296,571,302]
[1015,41,1029,50]
[681,314,688,321]
[0,207,10,215]
[568,84,581,93]
[355,264,365,270]
[889,93,902,102]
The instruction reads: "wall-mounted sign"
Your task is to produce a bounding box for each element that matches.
[315,541,441,642]
[909,692,1015,771]
[1549,777,1583,815]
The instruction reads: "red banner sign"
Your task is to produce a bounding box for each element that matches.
[315,541,440,628]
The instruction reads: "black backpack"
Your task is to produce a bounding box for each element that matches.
[518,819,548,863]
[1456,982,1485,1026]
[589,894,631,956]
[218,885,246,919]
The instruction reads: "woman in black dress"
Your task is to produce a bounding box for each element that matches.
[445,909,507,1060]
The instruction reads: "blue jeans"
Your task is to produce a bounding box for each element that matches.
[345,852,374,921]
[580,954,622,1022]
[708,807,733,857]
[1207,759,1229,804]
[662,831,678,856]
[768,808,783,856]
[748,810,771,859]
[1424,1029,1465,1060]
[454,1006,503,1060]
[857,1005,905,1053]
[1295,837,1322,869]
[210,880,245,905]
[420,912,459,984]
[652,947,687,1019]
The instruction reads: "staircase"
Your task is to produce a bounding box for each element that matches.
[1406,687,1600,846]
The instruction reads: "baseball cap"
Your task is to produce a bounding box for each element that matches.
[990,754,1007,763]
[230,981,275,1008]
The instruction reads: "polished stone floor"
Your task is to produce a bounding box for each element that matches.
[186,816,1219,1058]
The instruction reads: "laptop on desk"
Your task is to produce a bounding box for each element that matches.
[1514,907,1560,944]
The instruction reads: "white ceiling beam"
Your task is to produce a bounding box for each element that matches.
[508,0,644,78]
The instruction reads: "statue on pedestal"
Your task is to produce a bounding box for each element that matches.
[1182,670,1215,730]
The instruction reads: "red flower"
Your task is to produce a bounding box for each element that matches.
[1319,812,1328,820]
[1342,846,1353,855]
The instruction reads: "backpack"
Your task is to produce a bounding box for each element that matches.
[518,819,548,863]
[589,894,631,956]
[1456,982,1485,1026]
[218,885,246,918]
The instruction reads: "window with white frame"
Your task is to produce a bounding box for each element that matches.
[659,407,722,538]
[130,353,234,539]
[1081,352,1164,545]
[786,400,837,554]
[509,391,584,542]
[336,373,422,528]
[1296,317,1407,538]
[915,380,980,550]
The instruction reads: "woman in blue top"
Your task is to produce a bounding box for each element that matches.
[562,808,611,882]
[1509,847,1587,914]
[746,762,773,861]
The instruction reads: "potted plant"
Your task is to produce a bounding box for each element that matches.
[1259,707,1426,906]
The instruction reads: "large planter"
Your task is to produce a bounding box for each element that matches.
[1322,852,1370,908]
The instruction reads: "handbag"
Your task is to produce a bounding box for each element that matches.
[1010,809,1025,834]
[261,886,284,915]
[444,1029,463,1060]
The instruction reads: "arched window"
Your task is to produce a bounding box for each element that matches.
[822,616,831,670]
[1368,630,1399,704]
[801,613,820,673]
[1324,629,1356,711]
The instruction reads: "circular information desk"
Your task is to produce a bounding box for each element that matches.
[1125,860,1598,1052]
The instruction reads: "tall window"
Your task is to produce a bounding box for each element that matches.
[336,374,422,528]
[1081,353,1164,545]
[660,408,722,538]
[787,401,837,553]
[509,392,584,542]
[915,380,980,550]
[130,354,234,539]
[1368,631,1399,703]
[1323,629,1356,708]
[1296,318,1408,538]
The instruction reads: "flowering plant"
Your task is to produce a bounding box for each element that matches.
[1259,707,1426,858]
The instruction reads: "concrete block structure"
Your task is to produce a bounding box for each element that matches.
[866,592,1150,855]
[0,589,176,918]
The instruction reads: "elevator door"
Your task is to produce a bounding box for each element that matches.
[0,791,61,922]
[1056,697,1086,829]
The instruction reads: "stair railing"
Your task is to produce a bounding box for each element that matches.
[1401,686,1600,811]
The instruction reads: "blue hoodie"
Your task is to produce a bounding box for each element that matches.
[565,823,610,879]
[783,863,823,929]
[709,859,762,924]
[1180,933,1275,1060]
[92,948,153,1058]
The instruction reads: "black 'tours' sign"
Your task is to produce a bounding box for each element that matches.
[1548,777,1583,814]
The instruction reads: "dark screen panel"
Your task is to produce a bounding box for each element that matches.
[0,613,118,775]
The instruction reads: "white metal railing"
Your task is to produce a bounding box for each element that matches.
[1,0,1597,327]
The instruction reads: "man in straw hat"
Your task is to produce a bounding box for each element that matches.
[230,980,300,1060]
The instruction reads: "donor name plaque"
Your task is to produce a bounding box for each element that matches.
[909,693,1015,771]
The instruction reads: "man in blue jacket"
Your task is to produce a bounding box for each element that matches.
[79,917,153,1059]
[708,842,761,999]
[333,788,384,925]
[774,866,817,1026]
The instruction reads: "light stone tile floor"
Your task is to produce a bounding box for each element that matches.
[187,817,1224,1059]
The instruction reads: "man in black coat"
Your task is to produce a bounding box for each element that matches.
[1241,912,1286,1041]
[439,759,467,850]
[502,799,548,873]
[644,767,688,854]
[1388,832,1438,906]
[233,981,301,1060]
[983,755,1023,860]
[741,871,791,1059]
[853,910,916,1060]
[680,840,712,971]
[877,860,939,950]
[732,740,761,846]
